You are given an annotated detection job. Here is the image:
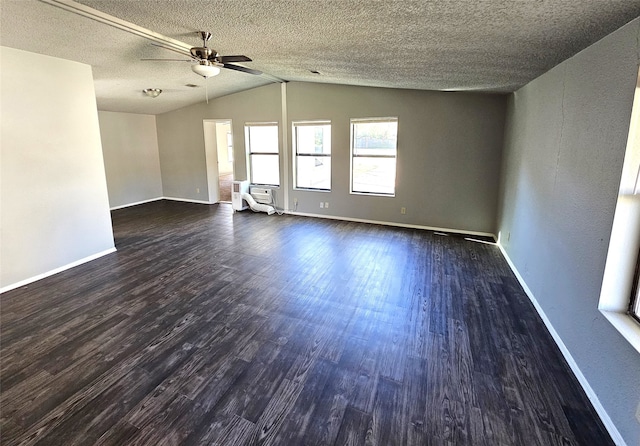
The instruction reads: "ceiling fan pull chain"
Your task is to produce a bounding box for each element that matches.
[206,78,209,104]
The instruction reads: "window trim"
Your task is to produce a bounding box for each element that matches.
[628,247,640,323]
[245,122,280,187]
[292,120,332,191]
[598,67,640,354]
[349,117,399,197]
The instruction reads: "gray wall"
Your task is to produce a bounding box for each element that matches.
[497,18,640,445]
[156,83,282,201]
[156,82,506,235]
[0,47,115,290]
[286,82,506,234]
[98,111,163,208]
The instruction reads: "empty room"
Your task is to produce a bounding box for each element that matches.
[1,1,640,445]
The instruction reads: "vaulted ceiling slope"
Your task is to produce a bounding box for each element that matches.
[2,0,639,115]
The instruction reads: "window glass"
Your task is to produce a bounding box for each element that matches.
[226,132,234,162]
[250,154,280,186]
[294,122,331,190]
[297,125,331,155]
[353,121,398,156]
[351,118,398,195]
[297,157,331,190]
[248,125,279,153]
[246,124,279,186]
[352,157,396,195]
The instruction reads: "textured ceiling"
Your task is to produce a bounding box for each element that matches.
[2,0,639,115]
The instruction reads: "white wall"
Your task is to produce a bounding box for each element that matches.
[98,111,163,208]
[0,47,115,290]
[497,18,640,445]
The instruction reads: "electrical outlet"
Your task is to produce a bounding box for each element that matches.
[636,401,640,424]
[325,202,329,209]
[401,207,406,215]
[196,188,200,194]
[320,202,324,208]
[294,198,298,206]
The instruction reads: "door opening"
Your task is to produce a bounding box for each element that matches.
[217,121,233,202]
[203,119,234,204]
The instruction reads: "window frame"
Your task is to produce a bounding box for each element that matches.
[349,117,399,197]
[292,120,332,191]
[629,248,640,323]
[245,122,280,187]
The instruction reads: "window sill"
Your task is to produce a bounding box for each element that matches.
[349,191,395,198]
[293,187,331,193]
[599,309,640,354]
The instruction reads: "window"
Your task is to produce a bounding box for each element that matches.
[227,132,234,163]
[245,123,279,186]
[350,118,398,195]
[293,121,331,190]
[598,67,640,354]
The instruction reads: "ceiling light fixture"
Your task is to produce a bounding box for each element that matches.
[142,88,162,98]
[191,61,221,78]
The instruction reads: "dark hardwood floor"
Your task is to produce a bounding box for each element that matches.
[1,200,613,445]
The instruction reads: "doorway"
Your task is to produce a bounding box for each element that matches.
[203,120,234,204]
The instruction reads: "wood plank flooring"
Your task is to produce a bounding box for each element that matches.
[1,200,614,445]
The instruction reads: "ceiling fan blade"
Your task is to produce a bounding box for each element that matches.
[220,55,252,63]
[141,58,192,62]
[223,64,262,75]
[151,42,195,59]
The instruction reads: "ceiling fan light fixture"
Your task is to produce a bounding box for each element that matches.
[142,88,162,98]
[191,62,221,78]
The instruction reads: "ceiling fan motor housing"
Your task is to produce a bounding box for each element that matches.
[190,47,215,59]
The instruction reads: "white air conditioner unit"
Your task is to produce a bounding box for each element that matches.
[250,187,273,204]
[232,180,249,211]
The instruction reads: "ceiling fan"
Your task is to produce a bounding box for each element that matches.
[143,31,262,78]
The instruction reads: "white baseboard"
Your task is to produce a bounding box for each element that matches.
[497,243,626,446]
[110,197,163,210]
[111,197,217,210]
[0,247,117,294]
[287,210,496,240]
[162,196,212,205]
